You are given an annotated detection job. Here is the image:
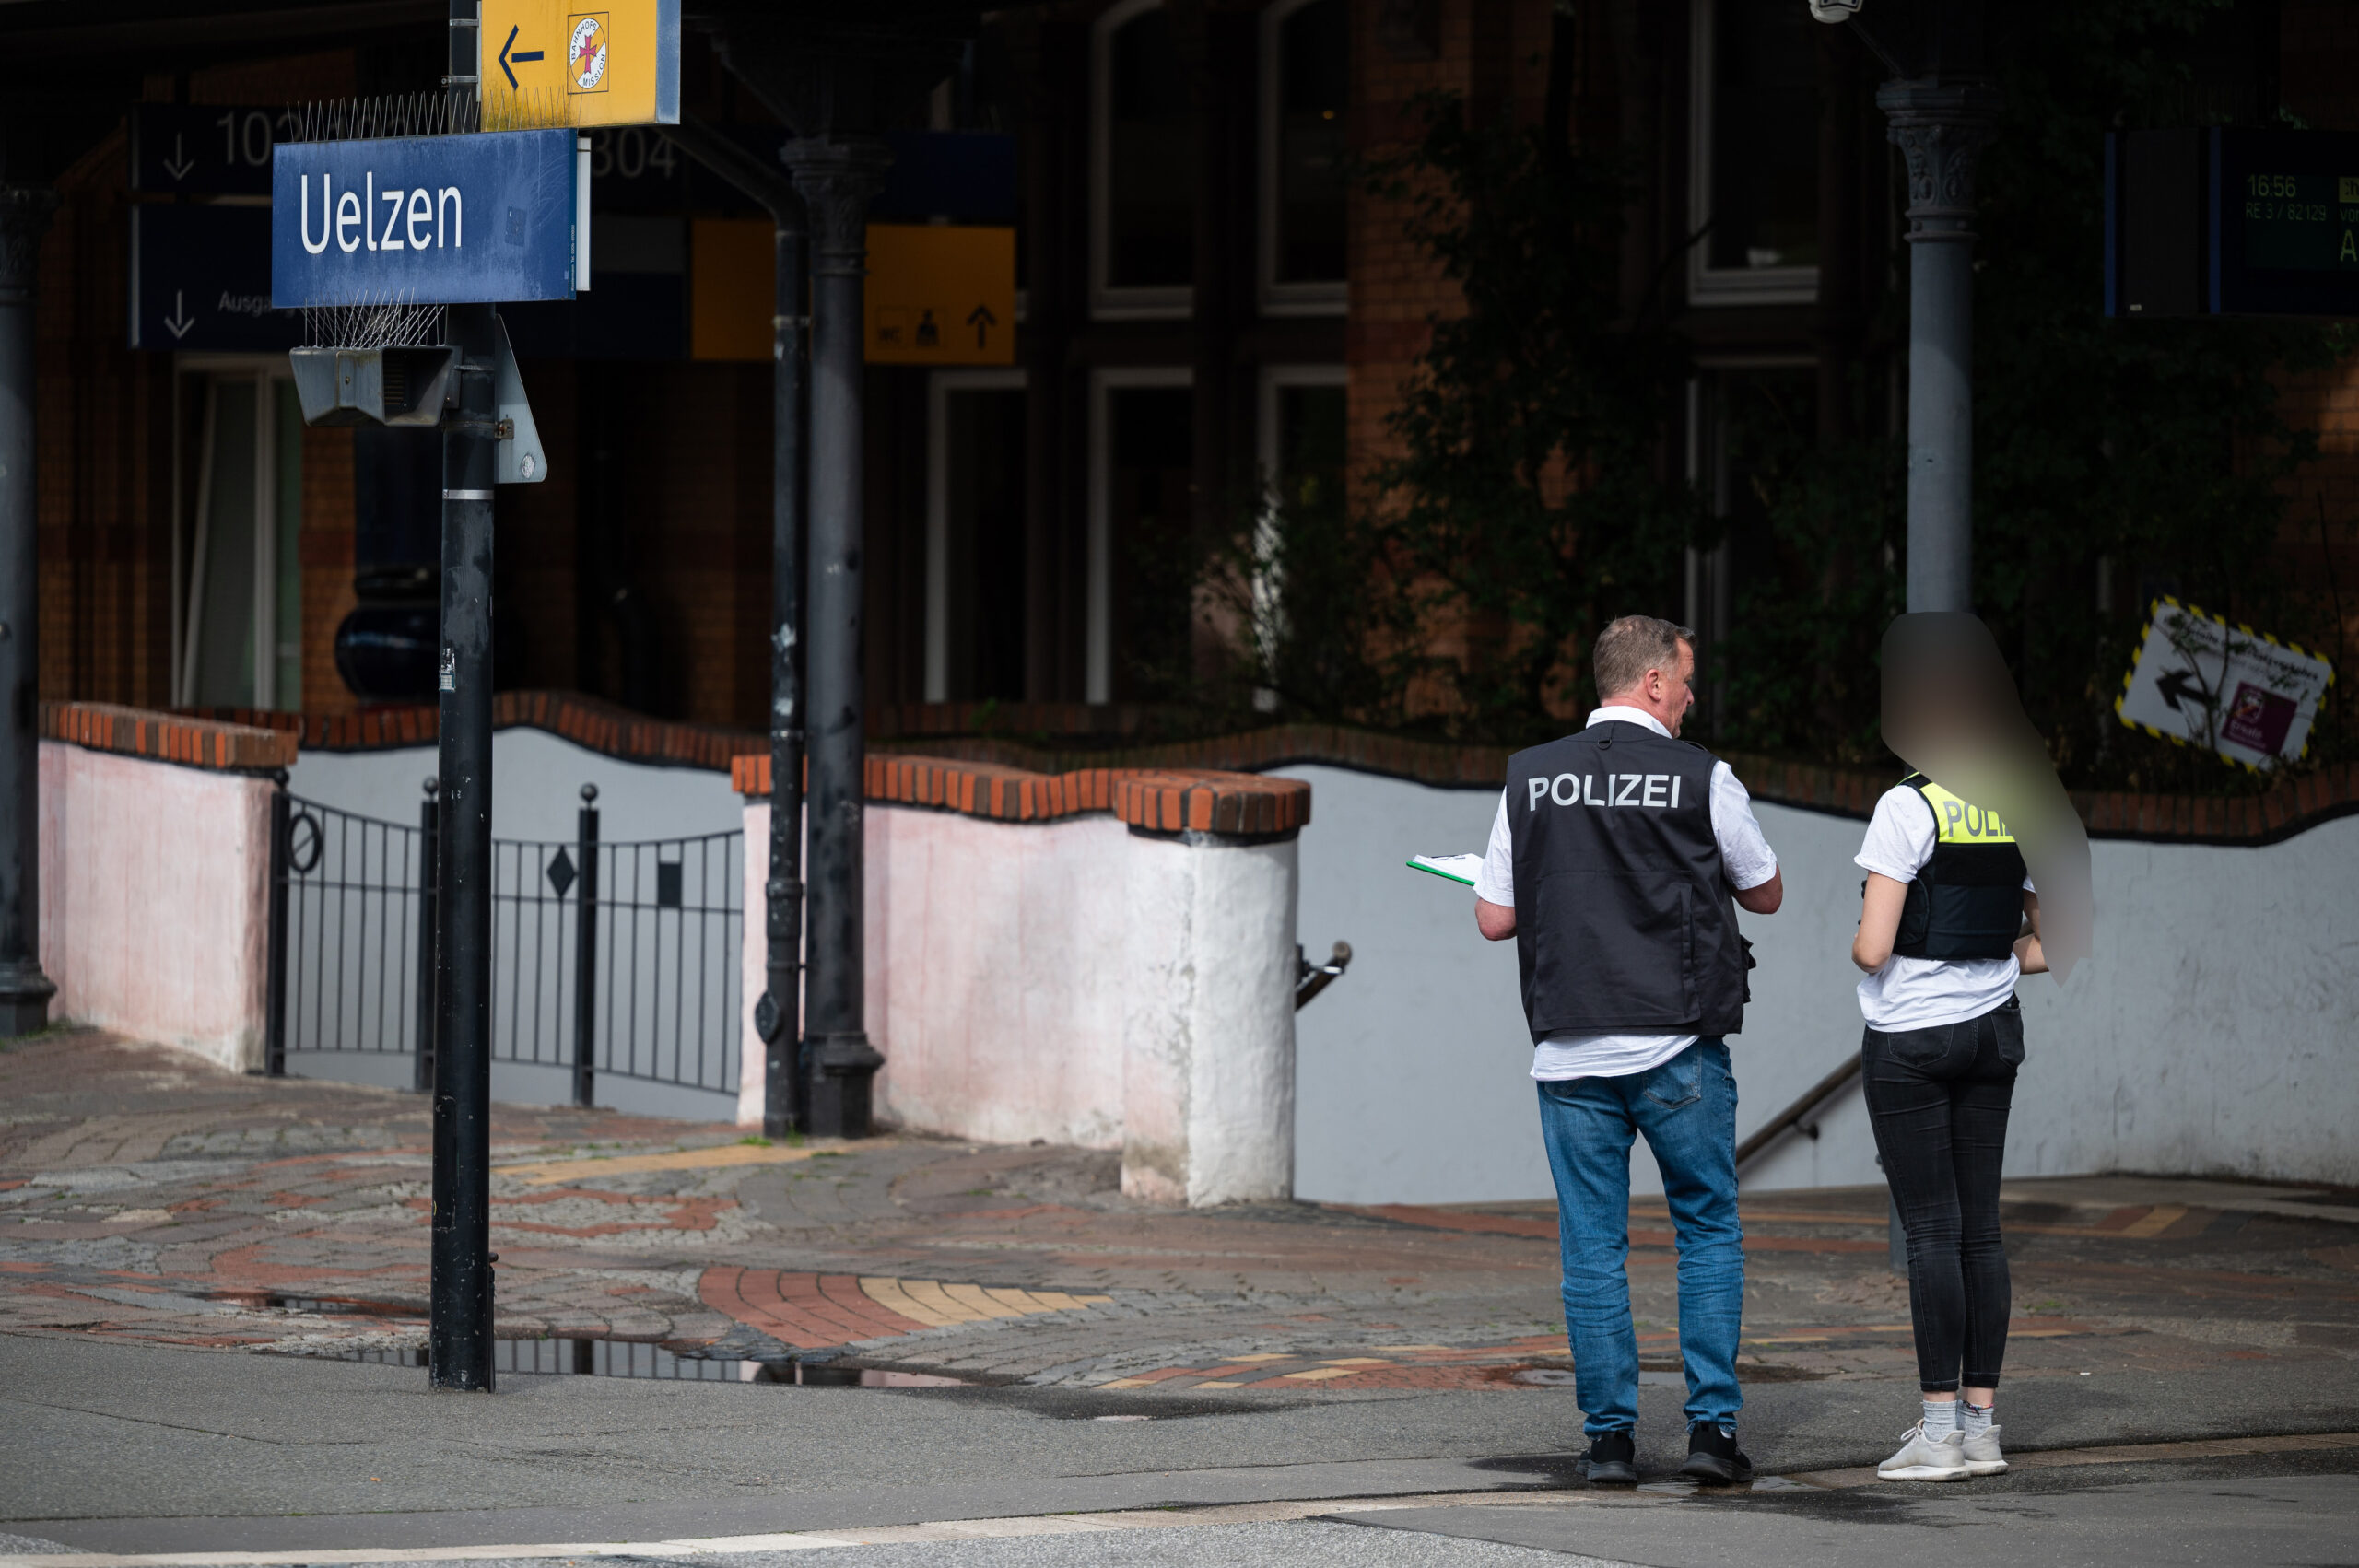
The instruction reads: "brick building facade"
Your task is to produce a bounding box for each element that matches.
[10,0,2359,733]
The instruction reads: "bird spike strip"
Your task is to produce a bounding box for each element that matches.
[300,295,447,351]
[283,91,484,146]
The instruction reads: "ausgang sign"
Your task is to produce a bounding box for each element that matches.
[271,130,582,307]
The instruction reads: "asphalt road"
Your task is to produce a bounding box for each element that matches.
[4,1332,2355,1561]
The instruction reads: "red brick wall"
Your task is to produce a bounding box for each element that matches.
[36,128,171,710]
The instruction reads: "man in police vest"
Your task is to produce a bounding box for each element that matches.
[1473,615,1784,1485]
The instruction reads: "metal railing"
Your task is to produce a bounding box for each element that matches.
[266,784,741,1106]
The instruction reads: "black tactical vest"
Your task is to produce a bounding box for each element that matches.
[1504,721,1750,1039]
[1891,773,2028,961]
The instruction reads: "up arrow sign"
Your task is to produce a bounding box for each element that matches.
[161,133,194,182]
[163,290,194,340]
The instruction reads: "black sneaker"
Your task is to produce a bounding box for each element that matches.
[1680,1421,1754,1485]
[1578,1430,1638,1486]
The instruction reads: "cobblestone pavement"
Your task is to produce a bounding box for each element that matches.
[4,1031,2356,1398]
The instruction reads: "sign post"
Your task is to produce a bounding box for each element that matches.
[272,120,579,1395]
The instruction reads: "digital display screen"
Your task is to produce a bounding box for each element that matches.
[2240,171,2359,272]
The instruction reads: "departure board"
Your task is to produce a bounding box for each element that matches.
[2212,130,2359,315]
[2238,171,2359,272]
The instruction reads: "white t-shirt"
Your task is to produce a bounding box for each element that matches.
[1474,707,1780,1081]
[1853,783,2035,1031]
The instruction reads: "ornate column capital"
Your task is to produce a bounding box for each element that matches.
[0,188,59,305]
[780,138,894,275]
[1875,79,2003,244]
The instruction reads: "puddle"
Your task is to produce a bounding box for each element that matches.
[212,1290,423,1318]
[333,1338,968,1385]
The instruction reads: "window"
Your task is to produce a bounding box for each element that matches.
[1689,0,1820,306]
[925,369,1028,703]
[176,368,302,709]
[1253,367,1347,707]
[1093,0,1195,317]
[1685,362,1815,738]
[1261,0,1349,314]
[1087,368,1192,702]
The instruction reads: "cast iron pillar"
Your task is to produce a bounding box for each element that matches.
[761,207,810,1139]
[1878,77,2001,614]
[0,189,57,1039]
[782,137,889,1139]
[429,304,500,1391]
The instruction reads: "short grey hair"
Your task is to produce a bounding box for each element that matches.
[1593,615,1696,703]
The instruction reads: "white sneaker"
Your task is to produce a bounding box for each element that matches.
[1960,1421,2006,1476]
[1876,1423,1971,1481]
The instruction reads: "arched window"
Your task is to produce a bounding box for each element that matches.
[1262,0,1349,313]
[1093,0,1194,316]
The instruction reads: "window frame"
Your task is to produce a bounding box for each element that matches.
[1686,0,1820,309]
[924,367,1029,704]
[1258,0,1350,318]
[1086,364,1193,703]
[1092,0,1193,322]
[172,353,301,711]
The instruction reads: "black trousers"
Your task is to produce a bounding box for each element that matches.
[1861,998,2022,1393]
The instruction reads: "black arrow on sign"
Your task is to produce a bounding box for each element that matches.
[2156,667,2209,713]
[497,25,545,89]
[967,303,998,349]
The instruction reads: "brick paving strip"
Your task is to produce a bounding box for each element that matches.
[4,1032,2356,1394]
[4,1433,2354,1567]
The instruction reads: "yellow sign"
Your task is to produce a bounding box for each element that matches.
[865,225,1017,366]
[480,0,678,128]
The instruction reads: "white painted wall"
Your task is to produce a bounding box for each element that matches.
[1281,763,2359,1202]
[739,801,1299,1206]
[39,743,272,1071]
[287,729,743,845]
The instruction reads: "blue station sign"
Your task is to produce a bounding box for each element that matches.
[271,130,581,307]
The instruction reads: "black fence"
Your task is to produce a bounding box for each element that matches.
[265,786,743,1108]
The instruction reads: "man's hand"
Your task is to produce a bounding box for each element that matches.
[1733,867,1783,915]
[1475,897,1516,942]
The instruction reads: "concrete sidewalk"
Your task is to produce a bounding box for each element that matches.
[3,1031,2356,1557]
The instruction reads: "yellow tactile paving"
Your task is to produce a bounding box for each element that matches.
[857,1277,1115,1328]
[2120,1204,2190,1237]
[944,1281,1029,1319]
[859,1277,959,1327]
[1280,1367,1363,1381]
[498,1143,820,1185]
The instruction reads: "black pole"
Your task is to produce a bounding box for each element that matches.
[651,121,810,1137]
[759,211,809,1139]
[264,786,290,1076]
[430,301,499,1393]
[572,783,599,1109]
[0,188,58,1039]
[414,777,438,1094]
[781,138,888,1139]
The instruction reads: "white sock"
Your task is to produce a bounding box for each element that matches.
[1921,1398,1958,1439]
[1961,1400,1994,1433]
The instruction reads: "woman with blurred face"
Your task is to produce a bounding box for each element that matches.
[1850,750,2048,1481]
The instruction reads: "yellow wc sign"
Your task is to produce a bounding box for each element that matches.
[479,0,680,127]
[864,225,1017,366]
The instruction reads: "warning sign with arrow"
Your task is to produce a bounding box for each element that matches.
[2116,596,2335,770]
[865,224,1016,366]
[479,0,678,127]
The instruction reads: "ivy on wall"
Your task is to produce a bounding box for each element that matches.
[1210,1,2353,790]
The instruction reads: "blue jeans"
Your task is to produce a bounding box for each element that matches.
[1537,1039,1744,1437]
